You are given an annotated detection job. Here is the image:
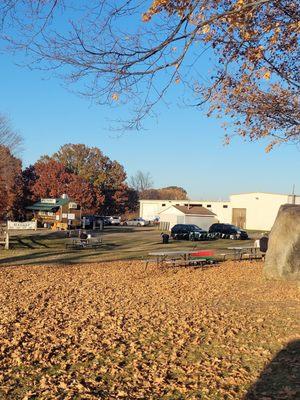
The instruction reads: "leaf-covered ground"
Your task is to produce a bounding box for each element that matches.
[0,261,299,399]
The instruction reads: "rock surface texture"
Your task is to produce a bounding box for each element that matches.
[264,204,300,281]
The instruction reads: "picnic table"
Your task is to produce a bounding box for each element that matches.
[147,249,215,268]
[65,237,102,249]
[227,246,260,260]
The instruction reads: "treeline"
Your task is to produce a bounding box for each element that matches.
[129,171,188,201]
[0,143,139,221]
[140,187,187,200]
[0,142,189,221]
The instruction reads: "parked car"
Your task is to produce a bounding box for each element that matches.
[82,215,105,229]
[123,218,149,227]
[209,223,248,239]
[148,217,160,226]
[171,224,208,241]
[104,216,121,226]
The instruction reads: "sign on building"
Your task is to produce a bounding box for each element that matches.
[41,198,57,204]
[67,213,75,220]
[7,221,37,230]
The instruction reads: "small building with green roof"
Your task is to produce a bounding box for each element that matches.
[26,195,81,229]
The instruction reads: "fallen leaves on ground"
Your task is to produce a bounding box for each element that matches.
[0,261,299,399]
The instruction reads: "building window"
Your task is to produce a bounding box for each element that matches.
[206,205,211,208]
[162,203,166,207]
[199,204,203,207]
[223,205,228,208]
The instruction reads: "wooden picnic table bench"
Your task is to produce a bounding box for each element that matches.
[227,246,261,260]
[65,237,102,249]
[146,249,217,268]
[188,250,216,266]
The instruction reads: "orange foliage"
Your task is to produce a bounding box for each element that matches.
[143,0,299,149]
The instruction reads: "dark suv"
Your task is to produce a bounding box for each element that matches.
[209,223,248,239]
[171,224,207,241]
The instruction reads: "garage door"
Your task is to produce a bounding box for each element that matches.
[232,208,246,229]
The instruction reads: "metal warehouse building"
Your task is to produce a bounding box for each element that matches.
[139,192,300,231]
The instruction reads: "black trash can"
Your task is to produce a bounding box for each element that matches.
[161,233,170,244]
[259,236,269,253]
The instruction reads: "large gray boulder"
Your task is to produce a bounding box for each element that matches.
[264,204,300,281]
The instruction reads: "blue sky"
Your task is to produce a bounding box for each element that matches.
[1,52,299,200]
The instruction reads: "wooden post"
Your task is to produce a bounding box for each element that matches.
[5,232,9,250]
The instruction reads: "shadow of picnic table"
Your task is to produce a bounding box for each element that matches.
[245,339,300,399]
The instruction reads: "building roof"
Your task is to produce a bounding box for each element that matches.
[230,191,299,197]
[166,205,216,216]
[26,204,58,212]
[139,192,300,203]
[26,197,70,212]
[139,199,230,204]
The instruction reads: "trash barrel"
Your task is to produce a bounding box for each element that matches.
[162,233,169,244]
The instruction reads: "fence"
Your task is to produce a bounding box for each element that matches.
[0,231,9,249]
[158,221,170,231]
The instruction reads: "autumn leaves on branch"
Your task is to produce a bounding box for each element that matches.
[0,1,299,149]
[142,0,299,150]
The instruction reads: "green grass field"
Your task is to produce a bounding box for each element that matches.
[0,226,256,266]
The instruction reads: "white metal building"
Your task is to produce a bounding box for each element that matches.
[139,199,231,224]
[139,192,300,231]
[159,205,218,230]
[230,192,300,230]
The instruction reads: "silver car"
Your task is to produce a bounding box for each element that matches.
[123,218,149,227]
[105,216,121,225]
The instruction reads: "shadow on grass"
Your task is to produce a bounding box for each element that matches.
[0,243,122,266]
[101,226,156,234]
[16,237,35,249]
[245,340,300,399]
[0,250,63,265]
[30,237,50,248]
